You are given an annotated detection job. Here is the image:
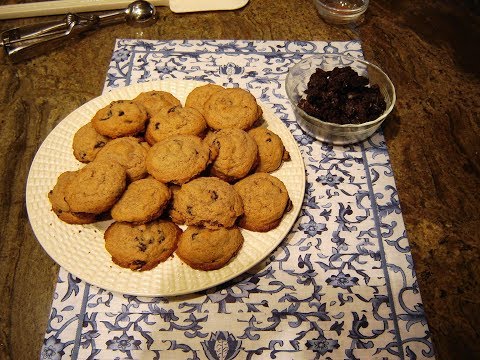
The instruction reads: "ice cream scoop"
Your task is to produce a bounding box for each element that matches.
[0,0,157,63]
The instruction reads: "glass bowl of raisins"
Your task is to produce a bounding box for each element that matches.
[285,53,396,145]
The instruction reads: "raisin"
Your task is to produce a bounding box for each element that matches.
[299,66,386,124]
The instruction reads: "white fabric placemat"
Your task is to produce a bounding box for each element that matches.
[40,39,435,360]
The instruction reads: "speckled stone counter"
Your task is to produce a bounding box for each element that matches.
[0,1,478,359]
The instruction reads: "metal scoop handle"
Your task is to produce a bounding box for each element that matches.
[0,1,156,63]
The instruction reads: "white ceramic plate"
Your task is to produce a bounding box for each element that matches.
[26,80,305,297]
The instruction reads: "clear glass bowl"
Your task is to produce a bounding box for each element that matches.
[285,54,396,145]
[313,0,369,24]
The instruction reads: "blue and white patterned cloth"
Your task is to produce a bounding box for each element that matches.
[41,40,435,360]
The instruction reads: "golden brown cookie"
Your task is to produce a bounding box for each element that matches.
[48,171,97,224]
[72,122,110,163]
[205,128,258,182]
[133,90,181,117]
[203,88,262,130]
[91,100,148,138]
[95,136,149,182]
[145,105,207,145]
[104,219,182,271]
[169,177,243,229]
[64,160,127,214]
[176,226,244,271]
[233,173,291,232]
[185,83,224,116]
[146,134,212,184]
[110,178,171,224]
[248,127,290,173]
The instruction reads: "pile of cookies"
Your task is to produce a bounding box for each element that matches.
[48,84,292,272]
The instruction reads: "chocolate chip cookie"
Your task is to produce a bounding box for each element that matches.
[110,178,171,224]
[169,177,243,229]
[205,128,258,182]
[185,83,224,116]
[72,122,110,163]
[146,134,212,184]
[176,226,244,271]
[104,219,182,271]
[203,87,262,130]
[145,105,207,145]
[92,100,149,138]
[248,127,290,173]
[233,173,291,232]
[95,136,149,182]
[64,160,127,214]
[48,171,97,224]
[133,90,181,117]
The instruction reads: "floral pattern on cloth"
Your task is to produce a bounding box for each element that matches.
[41,39,435,359]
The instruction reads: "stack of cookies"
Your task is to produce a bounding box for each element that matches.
[49,84,292,272]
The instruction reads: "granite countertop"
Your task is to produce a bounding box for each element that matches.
[0,1,478,359]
